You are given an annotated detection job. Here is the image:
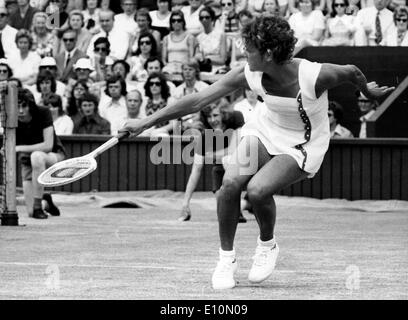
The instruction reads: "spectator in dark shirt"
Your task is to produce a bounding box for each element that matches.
[73,92,111,134]
[8,0,38,30]
[16,88,65,219]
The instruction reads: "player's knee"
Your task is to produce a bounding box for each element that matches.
[219,177,242,197]
[246,182,273,205]
[30,151,46,169]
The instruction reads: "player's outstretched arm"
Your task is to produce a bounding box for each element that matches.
[315,63,395,100]
[120,66,248,137]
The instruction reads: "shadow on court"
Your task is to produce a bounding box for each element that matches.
[0,191,407,300]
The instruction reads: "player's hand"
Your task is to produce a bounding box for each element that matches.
[119,119,146,137]
[366,81,395,99]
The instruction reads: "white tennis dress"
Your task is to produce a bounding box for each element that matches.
[241,59,330,177]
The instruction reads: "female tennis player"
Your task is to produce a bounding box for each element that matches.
[120,16,394,290]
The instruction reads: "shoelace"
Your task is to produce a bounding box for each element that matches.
[252,246,274,266]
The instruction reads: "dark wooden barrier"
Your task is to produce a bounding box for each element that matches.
[5,135,406,201]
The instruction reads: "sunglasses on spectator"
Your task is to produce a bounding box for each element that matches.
[149,81,161,87]
[199,15,211,21]
[334,3,346,7]
[171,18,183,23]
[63,38,75,42]
[222,2,233,6]
[0,69,8,73]
[0,13,8,18]
[140,40,152,45]
[358,99,370,103]
[396,18,408,22]
[94,47,108,52]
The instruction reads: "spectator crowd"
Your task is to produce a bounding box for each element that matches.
[1,0,407,138]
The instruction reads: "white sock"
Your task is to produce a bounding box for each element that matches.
[219,248,236,261]
[257,236,276,248]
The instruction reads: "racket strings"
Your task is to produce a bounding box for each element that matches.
[50,167,84,179]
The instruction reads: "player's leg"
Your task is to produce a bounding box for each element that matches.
[212,136,272,289]
[246,154,309,283]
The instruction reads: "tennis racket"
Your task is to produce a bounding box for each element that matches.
[37,131,130,187]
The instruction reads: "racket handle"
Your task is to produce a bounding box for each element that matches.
[88,132,129,158]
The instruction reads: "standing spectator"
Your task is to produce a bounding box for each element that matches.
[233,88,263,123]
[384,5,408,46]
[150,0,172,38]
[8,0,38,30]
[82,0,102,35]
[328,101,354,138]
[162,10,196,81]
[114,0,139,40]
[354,0,394,46]
[43,93,74,135]
[130,9,162,57]
[87,9,130,60]
[182,0,206,36]
[98,74,128,135]
[8,29,41,86]
[143,72,173,135]
[66,10,93,54]
[55,29,87,83]
[73,92,111,134]
[195,6,228,74]
[67,79,88,123]
[321,0,357,46]
[16,88,65,219]
[288,0,326,48]
[31,12,58,58]
[0,4,18,59]
[171,60,209,133]
[127,32,158,82]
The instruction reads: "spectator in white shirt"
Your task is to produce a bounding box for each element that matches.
[0,4,18,59]
[98,74,128,135]
[354,0,394,46]
[181,0,205,36]
[87,9,130,60]
[233,88,263,123]
[114,0,139,40]
[383,5,408,46]
[357,91,378,138]
[82,0,101,35]
[150,0,171,38]
[43,93,74,135]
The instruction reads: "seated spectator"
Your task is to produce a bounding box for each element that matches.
[55,28,87,84]
[384,5,408,46]
[66,10,93,54]
[0,58,13,82]
[65,57,96,99]
[87,9,130,60]
[4,0,19,16]
[89,37,115,82]
[150,0,172,38]
[288,0,325,49]
[16,88,65,219]
[130,9,162,57]
[8,0,38,30]
[322,0,357,46]
[8,29,41,86]
[162,10,196,81]
[215,0,240,35]
[114,0,139,40]
[195,6,228,75]
[171,60,209,133]
[98,75,128,135]
[230,9,253,69]
[43,93,74,135]
[31,12,58,58]
[182,0,206,36]
[354,0,394,46]
[248,0,289,16]
[262,0,287,17]
[328,101,354,138]
[82,0,102,35]
[357,91,378,138]
[233,88,263,123]
[34,70,58,107]
[67,80,88,124]
[73,92,111,135]
[143,72,173,136]
[0,4,19,60]
[127,32,158,82]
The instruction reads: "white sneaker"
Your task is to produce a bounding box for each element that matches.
[248,242,279,283]
[212,258,238,290]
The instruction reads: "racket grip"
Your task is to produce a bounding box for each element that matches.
[116,131,130,140]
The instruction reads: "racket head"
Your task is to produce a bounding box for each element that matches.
[37,156,97,187]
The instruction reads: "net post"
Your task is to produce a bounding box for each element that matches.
[0,82,19,226]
